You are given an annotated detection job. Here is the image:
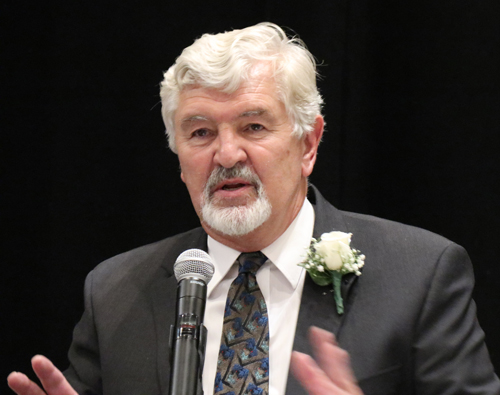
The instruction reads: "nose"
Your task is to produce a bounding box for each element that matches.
[213,127,248,168]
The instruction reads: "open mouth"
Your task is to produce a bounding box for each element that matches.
[211,179,254,197]
[221,182,248,191]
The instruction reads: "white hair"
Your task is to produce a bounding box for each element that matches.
[202,194,272,236]
[201,164,272,236]
[160,22,323,153]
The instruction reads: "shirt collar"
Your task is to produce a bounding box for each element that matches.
[207,198,315,296]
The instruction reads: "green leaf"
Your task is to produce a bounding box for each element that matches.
[309,271,333,286]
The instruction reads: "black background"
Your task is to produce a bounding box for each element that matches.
[2,0,499,388]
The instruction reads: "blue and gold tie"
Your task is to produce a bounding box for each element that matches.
[214,252,270,395]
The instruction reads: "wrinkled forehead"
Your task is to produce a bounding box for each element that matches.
[176,76,287,122]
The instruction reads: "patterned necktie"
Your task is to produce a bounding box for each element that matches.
[214,252,270,395]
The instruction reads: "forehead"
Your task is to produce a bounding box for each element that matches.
[175,72,286,122]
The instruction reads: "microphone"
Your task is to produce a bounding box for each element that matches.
[169,249,215,395]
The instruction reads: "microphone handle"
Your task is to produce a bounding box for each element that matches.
[170,321,203,395]
[169,279,208,395]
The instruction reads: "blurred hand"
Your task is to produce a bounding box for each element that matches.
[8,355,77,395]
[290,326,363,395]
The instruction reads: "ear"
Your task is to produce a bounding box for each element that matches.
[301,115,324,177]
[180,171,186,183]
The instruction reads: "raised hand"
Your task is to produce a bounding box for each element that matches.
[290,326,363,395]
[8,355,77,395]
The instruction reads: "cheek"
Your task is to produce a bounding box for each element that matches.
[260,150,302,188]
[179,167,205,214]
[179,150,204,178]
[179,156,211,194]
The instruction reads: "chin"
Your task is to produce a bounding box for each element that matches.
[201,197,272,237]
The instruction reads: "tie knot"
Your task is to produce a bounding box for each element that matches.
[237,251,267,275]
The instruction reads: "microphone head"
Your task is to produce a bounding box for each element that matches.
[174,249,215,284]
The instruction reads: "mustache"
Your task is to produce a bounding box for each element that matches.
[204,164,263,196]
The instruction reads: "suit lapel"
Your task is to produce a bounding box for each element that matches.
[299,185,354,335]
[286,186,361,395]
[148,228,208,395]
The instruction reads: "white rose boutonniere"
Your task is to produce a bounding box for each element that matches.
[299,231,365,314]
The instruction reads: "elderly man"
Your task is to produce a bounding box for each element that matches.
[8,23,500,395]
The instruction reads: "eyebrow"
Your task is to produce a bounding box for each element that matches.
[181,115,209,124]
[180,108,272,127]
[239,109,268,118]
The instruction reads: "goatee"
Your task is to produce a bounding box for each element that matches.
[201,164,272,236]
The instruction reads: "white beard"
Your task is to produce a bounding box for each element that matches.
[201,165,272,236]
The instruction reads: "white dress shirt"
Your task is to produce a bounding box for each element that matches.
[202,198,315,395]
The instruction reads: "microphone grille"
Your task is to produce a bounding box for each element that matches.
[174,249,215,284]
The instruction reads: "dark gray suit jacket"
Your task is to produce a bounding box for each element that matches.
[64,186,500,395]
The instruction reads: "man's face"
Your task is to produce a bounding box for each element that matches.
[174,67,321,249]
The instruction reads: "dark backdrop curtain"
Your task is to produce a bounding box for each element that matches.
[2,0,499,384]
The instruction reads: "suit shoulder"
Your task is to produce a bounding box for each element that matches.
[337,211,475,313]
[311,185,456,254]
[336,210,471,275]
[341,210,454,249]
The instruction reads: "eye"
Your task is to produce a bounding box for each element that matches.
[191,128,210,138]
[248,123,265,132]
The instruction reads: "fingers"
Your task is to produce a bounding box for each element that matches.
[7,356,77,395]
[31,356,77,395]
[308,325,339,371]
[309,325,337,347]
[7,371,46,395]
[308,326,361,393]
[290,351,349,395]
[290,327,363,395]
[290,351,343,395]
